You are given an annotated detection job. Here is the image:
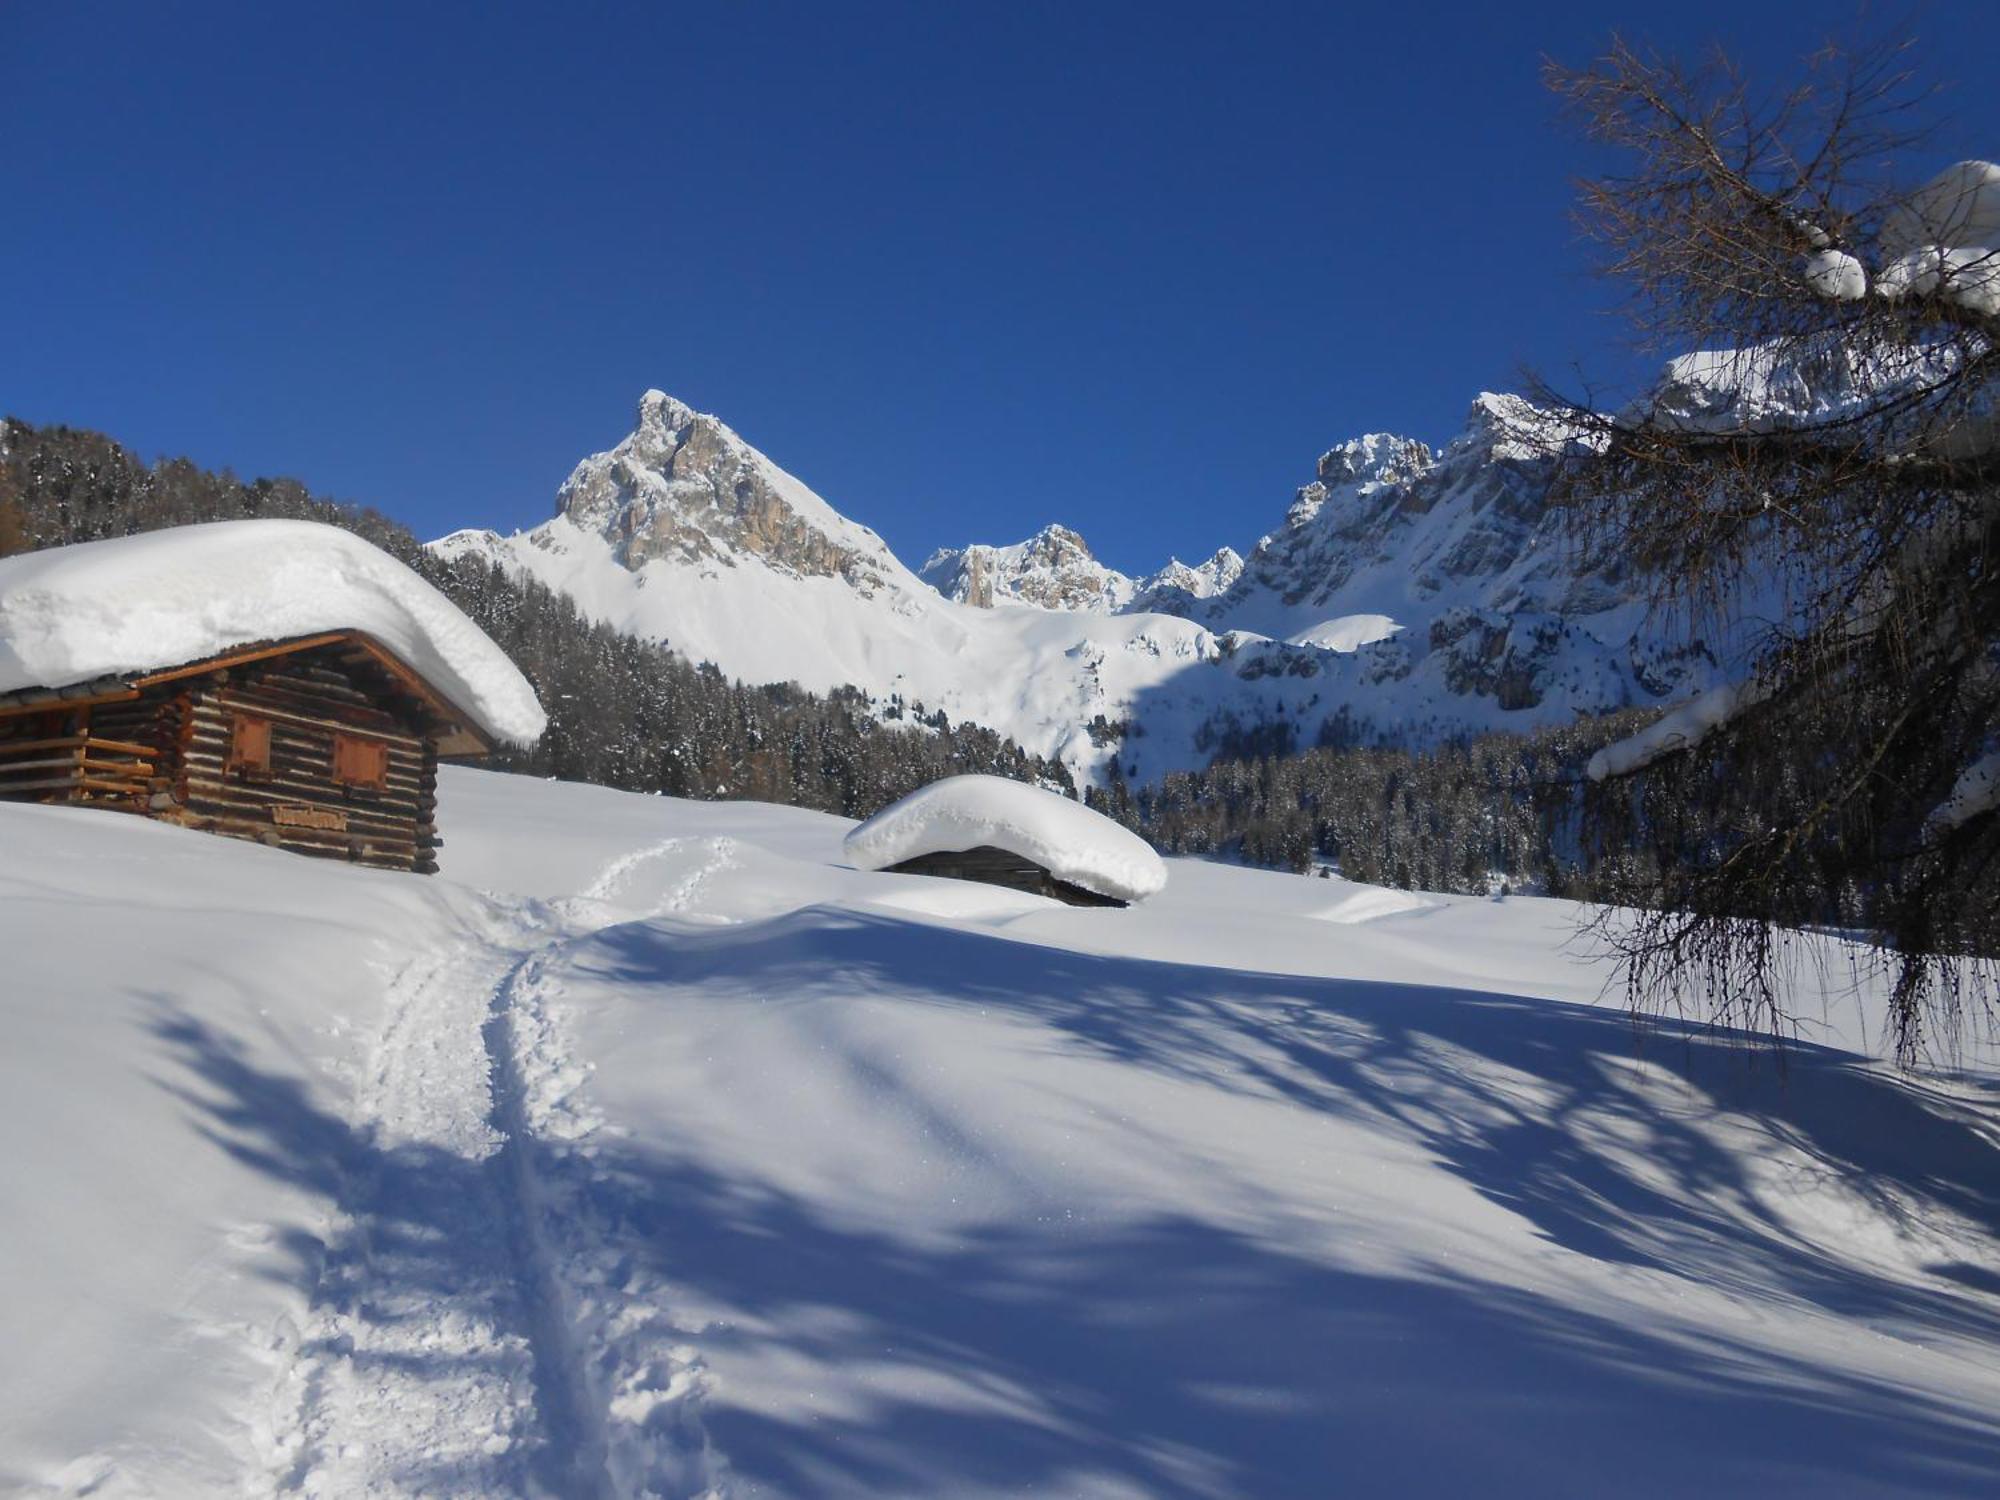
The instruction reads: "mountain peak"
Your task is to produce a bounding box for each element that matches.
[1028,521,1091,549]
[1450,391,1594,464]
[920,525,1131,611]
[437,381,1705,787]
[554,391,900,590]
[637,388,698,427]
[1316,432,1432,489]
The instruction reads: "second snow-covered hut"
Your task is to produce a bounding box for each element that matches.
[844,774,1167,907]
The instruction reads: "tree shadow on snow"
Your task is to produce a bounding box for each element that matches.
[139,908,2000,1499]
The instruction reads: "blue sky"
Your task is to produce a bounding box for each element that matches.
[6,2,1996,575]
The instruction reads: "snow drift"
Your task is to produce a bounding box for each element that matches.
[0,520,546,746]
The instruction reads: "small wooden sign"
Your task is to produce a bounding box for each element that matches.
[273,805,348,832]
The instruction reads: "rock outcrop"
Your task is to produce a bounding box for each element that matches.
[557,390,898,592]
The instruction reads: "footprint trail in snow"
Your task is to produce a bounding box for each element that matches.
[265,838,738,1499]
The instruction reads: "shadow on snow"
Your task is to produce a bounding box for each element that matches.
[142,905,2000,1498]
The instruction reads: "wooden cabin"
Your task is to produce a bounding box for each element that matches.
[882,844,1129,907]
[0,631,496,874]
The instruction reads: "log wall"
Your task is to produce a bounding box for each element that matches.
[0,706,157,805]
[171,652,440,873]
[1,644,444,873]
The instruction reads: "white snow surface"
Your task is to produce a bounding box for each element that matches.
[842,773,1168,901]
[1884,161,2000,263]
[3,770,1999,1498]
[1285,613,1402,652]
[0,520,545,746]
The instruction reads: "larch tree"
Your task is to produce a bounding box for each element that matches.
[1537,36,2000,1062]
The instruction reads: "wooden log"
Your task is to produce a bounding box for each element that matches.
[77,756,155,775]
[0,755,98,775]
[182,775,425,810]
[196,706,423,743]
[179,801,424,846]
[183,732,425,773]
[75,779,148,797]
[181,749,426,794]
[186,716,425,763]
[177,810,423,864]
[257,669,392,712]
[0,774,84,794]
[212,685,412,738]
[0,734,158,758]
[180,793,424,840]
[180,779,427,823]
[185,728,426,768]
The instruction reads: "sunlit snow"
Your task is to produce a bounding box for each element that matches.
[2,770,1996,1497]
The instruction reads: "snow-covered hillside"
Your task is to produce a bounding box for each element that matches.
[432,391,1717,785]
[5,773,1998,1498]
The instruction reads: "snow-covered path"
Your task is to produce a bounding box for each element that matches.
[264,840,742,1498]
[261,936,560,1497]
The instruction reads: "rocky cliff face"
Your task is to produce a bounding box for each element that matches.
[1128,547,1245,615]
[556,390,900,593]
[1207,396,1617,626]
[920,525,1135,611]
[920,398,1610,633]
[916,393,1692,716]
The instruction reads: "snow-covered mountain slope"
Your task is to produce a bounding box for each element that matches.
[1191,397,1610,635]
[943,393,1716,710]
[5,772,1998,1497]
[433,391,1713,783]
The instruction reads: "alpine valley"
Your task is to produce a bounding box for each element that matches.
[434,389,1719,785]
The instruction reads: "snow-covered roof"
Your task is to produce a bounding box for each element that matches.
[0,520,547,747]
[844,774,1168,903]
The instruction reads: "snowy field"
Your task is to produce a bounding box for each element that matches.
[3,769,1998,1498]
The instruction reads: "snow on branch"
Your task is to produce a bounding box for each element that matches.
[1800,160,2000,319]
[1928,749,2000,832]
[1586,680,1768,782]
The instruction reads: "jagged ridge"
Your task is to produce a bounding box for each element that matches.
[431,388,1719,786]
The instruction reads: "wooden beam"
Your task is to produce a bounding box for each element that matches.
[0,735,157,757]
[125,632,356,688]
[340,634,496,757]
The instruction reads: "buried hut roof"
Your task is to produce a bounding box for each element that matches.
[844,774,1168,904]
[0,520,546,748]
